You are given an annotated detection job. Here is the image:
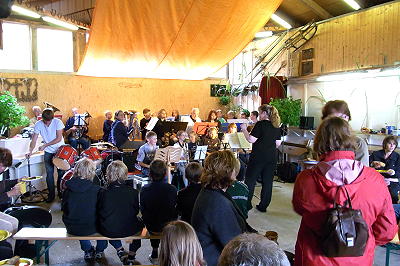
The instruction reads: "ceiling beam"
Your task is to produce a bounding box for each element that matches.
[299,0,333,19]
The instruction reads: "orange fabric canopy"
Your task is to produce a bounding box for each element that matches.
[78,0,282,80]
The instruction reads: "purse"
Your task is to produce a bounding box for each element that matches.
[321,186,369,257]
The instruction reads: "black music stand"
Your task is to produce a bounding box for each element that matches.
[194,145,207,162]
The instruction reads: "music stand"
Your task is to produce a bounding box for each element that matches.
[193,122,218,135]
[74,114,86,126]
[194,145,207,161]
[170,121,188,133]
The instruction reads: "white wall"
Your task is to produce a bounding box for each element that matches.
[289,74,400,132]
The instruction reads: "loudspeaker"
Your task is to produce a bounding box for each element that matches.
[300,116,314,130]
[0,0,14,19]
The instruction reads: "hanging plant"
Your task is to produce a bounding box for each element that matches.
[219,95,231,106]
[0,91,30,137]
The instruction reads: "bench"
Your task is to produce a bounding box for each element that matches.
[13,227,161,265]
[385,234,400,266]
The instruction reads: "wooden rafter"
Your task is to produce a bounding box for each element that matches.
[299,0,333,19]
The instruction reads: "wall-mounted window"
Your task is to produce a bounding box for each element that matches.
[37,28,73,72]
[0,22,32,70]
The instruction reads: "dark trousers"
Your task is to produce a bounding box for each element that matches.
[389,182,400,204]
[245,160,276,211]
[68,137,90,150]
[44,152,65,200]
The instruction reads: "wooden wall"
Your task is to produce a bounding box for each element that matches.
[0,73,222,139]
[261,1,400,77]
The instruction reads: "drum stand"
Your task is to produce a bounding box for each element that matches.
[20,158,46,203]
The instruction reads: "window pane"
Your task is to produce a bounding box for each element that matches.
[37,28,73,72]
[0,22,31,70]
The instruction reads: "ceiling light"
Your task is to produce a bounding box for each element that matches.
[271,14,292,29]
[42,16,79,31]
[255,31,273,38]
[11,5,41,19]
[343,0,361,10]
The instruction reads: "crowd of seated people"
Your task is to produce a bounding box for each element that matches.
[2,102,399,265]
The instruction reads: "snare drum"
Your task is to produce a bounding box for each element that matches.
[81,147,102,163]
[60,169,74,193]
[52,145,78,170]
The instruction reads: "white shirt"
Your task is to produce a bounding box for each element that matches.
[173,141,188,162]
[34,118,65,153]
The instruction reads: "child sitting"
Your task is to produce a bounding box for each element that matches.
[173,130,189,187]
[226,170,250,219]
[202,127,221,153]
[187,131,198,160]
[98,161,144,265]
[140,160,178,264]
[177,162,203,224]
[136,131,158,176]
[62,158,104,261]
[159,221,206,266]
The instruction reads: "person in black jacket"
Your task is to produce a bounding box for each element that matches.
[191,150,249,266]
[370,135,400,203]
[240,104,282,212]
[177,162,202,224]
[140,160,178,264]
[98,160,144,265]
[109,110,133,149]
[102,110,113,142]
[61,158,105,261]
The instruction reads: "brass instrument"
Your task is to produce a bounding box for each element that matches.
[43,102,60,112]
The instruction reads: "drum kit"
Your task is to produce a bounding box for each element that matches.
[56,142,119,192]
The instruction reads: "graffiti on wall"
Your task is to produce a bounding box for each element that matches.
[0,78,38,102]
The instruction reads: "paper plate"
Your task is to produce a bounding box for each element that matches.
[21,176,43,182]
[0,230,11,241]
[0,258,33,266]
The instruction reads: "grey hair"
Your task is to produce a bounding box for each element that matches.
[218,233,290,266]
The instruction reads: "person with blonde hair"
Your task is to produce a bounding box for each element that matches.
[61,158,105,261]
[292,117,397,266]
[240,104,282,212]
[159,220,206,266]
[192,150,252,266]
[97,160,144,265]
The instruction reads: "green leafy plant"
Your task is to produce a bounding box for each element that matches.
[0,91,30,136]
[219,95,231,106]
[270,97,302,126]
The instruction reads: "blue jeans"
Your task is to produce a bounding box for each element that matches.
[44,152,65,200]
[393,204,400,223]
[68,137,90,150]
[79,240,108,252]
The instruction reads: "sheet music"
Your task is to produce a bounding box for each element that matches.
[226,132,251,149]
[227,119,249,124]
[146,117,159,130]
[74,114,87,126]
[154,146,182,163]
[194,145,208,160]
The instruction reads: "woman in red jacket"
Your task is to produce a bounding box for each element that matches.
[292,117,398,266]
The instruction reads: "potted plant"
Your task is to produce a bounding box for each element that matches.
[269,96,302,127]
[0,91,30,138]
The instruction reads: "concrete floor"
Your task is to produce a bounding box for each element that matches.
[29,181,399,265]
